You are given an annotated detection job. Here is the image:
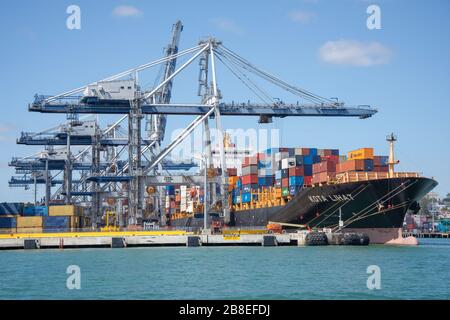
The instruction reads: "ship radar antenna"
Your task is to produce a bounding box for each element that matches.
[386,133,400,178]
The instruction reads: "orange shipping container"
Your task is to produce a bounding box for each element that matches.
[281,178,289,187]
[347,148,374,160]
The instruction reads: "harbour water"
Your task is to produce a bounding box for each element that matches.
[0,238,449,300]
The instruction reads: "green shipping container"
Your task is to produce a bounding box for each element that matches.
[282,187,290,197]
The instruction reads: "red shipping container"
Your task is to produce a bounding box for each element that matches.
[304,176,312,185]
[321,155,339,163]
[374,156,388,166]
[323,149,333,156]
[337,159,365,173]
[313,160,336,174]
[279,147,289,152]
[241,174,258,185]
[289,167,305,177]
[242,156,258,167]
[373,165,388,172]
[281,178,289,187]
[227,168,238,176]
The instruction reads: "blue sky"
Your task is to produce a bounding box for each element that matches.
[0,0,449,201]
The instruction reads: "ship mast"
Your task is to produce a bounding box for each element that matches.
[387,133,399,178]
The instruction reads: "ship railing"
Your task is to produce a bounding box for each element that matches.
[334,171,421,184]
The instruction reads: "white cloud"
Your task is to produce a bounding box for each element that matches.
[209,18,243,35]
[319,40,392,66]
[112,5,143,17]
[288,10,315,23]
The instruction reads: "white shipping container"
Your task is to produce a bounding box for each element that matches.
[282,157,297,169]
[242,165,258,175]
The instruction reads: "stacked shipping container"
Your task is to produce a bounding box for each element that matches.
[0,204,87,233]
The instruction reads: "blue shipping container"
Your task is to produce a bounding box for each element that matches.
[166,186,175,195]
[275,170,282,180]
[0,202,23,215]
[23,206,48,216]
[364,159,374,171]
[295,155,313,165]
[0,217,17,228]
[304,165,313,176]
[288,148,295,156]
[289,176,304,186]
[331,149,339,156]
[242,193,251,203]
[43,216,70,229]
[258,158,274,169]
[258,176,274,186]
[313,155,322,164]
[309,148,318,157]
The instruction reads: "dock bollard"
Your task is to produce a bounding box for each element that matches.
[262,235,277,247]
[111,237,127,248]
[186,236,201,247]
[24,239,40,250]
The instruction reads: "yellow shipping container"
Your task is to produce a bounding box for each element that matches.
[347,148,374,160]
[16,227,43,233]
[16,216,43,228]
[49,205,77,216]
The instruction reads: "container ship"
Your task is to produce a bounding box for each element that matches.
[166,135,437,244]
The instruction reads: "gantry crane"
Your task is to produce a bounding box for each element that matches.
[14,21,377,227]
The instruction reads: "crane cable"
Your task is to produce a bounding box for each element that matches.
[218,45,329,104]
[214,52,275,105]
[217,45,335,105]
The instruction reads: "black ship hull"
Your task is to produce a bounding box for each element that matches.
[170,177,438,244]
